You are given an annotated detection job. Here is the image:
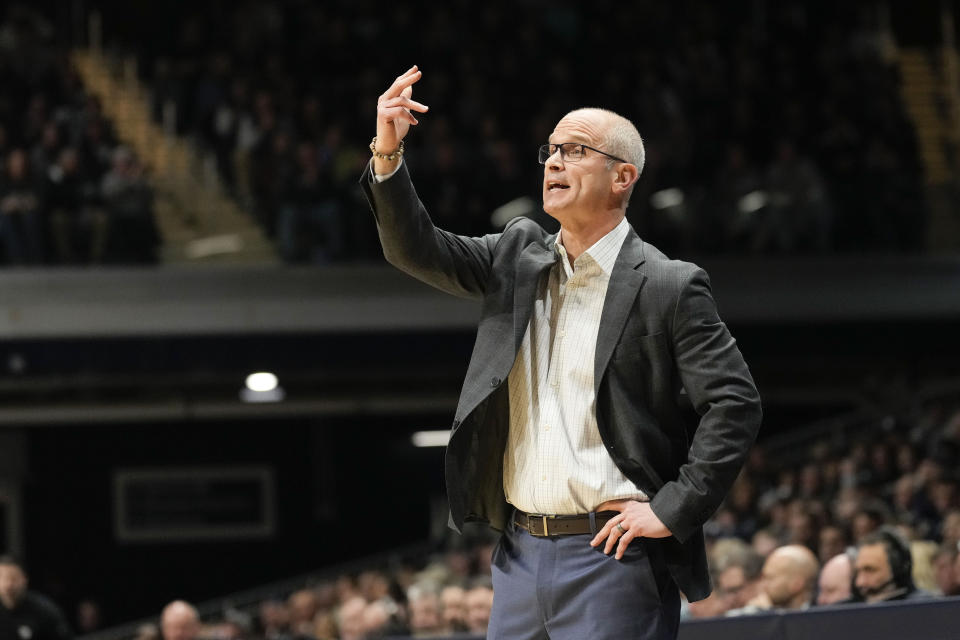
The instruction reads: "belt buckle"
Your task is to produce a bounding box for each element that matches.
[541,515,549,536]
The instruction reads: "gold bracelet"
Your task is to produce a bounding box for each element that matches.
[370,136,405,161]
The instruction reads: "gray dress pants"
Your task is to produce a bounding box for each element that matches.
[487,513,681,640]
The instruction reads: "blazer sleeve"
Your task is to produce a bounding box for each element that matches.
[649,267,762,543]
[359,160,501,299]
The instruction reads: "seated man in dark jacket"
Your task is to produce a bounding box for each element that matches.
[854,527,931,603]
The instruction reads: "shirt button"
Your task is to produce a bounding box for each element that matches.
[490,376,501,387]
[544,424,551,431]
[559,330,566,338]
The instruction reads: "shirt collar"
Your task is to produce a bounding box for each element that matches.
[554,217,630,276]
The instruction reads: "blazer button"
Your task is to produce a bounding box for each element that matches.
[490,376,501,387]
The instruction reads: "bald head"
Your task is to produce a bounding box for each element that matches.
[563,108,645,173]
[160,601,199,640]
[762,545,820,609]
[817,553,853,605]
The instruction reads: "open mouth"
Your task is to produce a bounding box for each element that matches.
[547,182,570,191]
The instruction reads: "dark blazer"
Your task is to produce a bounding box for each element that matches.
[361,162,762,600]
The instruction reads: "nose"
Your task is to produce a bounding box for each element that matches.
[546,149,564,171]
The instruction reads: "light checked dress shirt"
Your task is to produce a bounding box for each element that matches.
[504,216,649,515]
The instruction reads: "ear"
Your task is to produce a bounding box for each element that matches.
[611,163,639,195]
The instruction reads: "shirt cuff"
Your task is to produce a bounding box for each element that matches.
[372,158,403,183]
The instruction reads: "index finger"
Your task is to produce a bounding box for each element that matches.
[381,65,422,102]
[590,516,618,547]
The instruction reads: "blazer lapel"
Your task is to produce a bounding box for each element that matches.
[513,240,557,350]
[594,229,647,392]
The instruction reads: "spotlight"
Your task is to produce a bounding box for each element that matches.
[240,372,285,403]
[245,372,278,392]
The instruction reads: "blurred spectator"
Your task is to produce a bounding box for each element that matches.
[751,140,832,253]
[0,556,72,640]
[911,540,939,593]
[853,527,929,603]
[335,597,366,640]
[463,580,493,637]
[438,585,467,634]
[100,146,159,264]
[276,141,343,264]
[285,589,318,638]
[816,553,855,606]
[751,528,780,558]
[310,610,336,640]
[46,147,104,264]
[817,524,850,564]
[932,544,960,596]
[74,598,101,634]
[942,509,960,550]
[711,538,763,613]
[257,599,290,640]
[406,583,442,638]
[0,149,44,264]
[728,545,819,615]
[850,502,887,543]
[160,601,199,640]
[132,623,160,640]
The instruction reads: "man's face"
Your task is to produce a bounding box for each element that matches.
[542,112,616,220]
[854,543,894,601]
[717,566,752,610]
[819,527,846,562]
[761,555,799,608]
[933,552,959,596]
[464,587,493,634]
[0,564,27,608]
[440,586,466,629]
[409,595,441,632]
[160,608,198,640]
[817,558,852,605]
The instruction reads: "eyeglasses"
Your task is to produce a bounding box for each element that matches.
[538,142,628,165]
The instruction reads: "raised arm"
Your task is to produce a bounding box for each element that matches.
[362,66,504,299]
[373,65,430,176]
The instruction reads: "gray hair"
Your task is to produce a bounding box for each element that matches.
[565,108,645,174]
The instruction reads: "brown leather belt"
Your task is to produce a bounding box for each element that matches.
[513,510,618,537]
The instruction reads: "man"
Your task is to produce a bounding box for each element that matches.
[159,601,199,640]
[463,581,494,637]
[362,66,762,639]
[853,527,931,603]
[817,524,850,563]
[437,585,467,634]
[931,543,959,596]
[817,552,854,605]
[285,590,318,637]
[727,545,819,615]
[335,597,366,640]
[0,557,72,640]
[713,544,763,613]
[406,583,443,637]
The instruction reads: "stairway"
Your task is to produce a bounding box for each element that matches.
[72,50,278,264]
[898,49,952,184]
[898,48,960,251]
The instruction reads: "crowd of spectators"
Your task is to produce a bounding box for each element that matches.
[42,397,953,640]
[121,540,498,640]
[686,399,960,618]
[136,0,926,263]
[0,6,159,267]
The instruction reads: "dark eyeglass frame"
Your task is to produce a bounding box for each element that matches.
[538,142,629,165]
